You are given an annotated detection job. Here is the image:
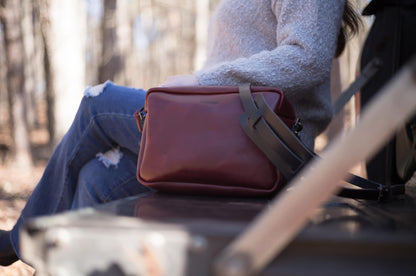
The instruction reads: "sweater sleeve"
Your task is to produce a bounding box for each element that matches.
[195,0,344,96]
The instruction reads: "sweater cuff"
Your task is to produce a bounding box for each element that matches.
[194,70,221,86]
[194,65,242,87]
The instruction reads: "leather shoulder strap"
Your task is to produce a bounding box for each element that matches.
[333,58,382,115]
[238,84,405,201]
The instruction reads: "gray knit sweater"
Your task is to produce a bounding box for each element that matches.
[195,0,345,149]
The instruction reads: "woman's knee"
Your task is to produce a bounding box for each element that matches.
[73,148,147,209]
[78,81,146,119]
[83,80,113,98]
[79,81,116,115]
[73,158,107,208]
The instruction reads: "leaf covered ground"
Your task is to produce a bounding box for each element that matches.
[0,165,43,275]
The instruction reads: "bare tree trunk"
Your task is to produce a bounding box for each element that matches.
[21,0,38,129]
[176,0,195,73]
[194,0,209,70]
[117,0,135,86]
[86,0,103,86]
[0,13,10,163]
[39,0,55,144]
[0,0,33,167]
[99,0,123,83]
[0,18,7,130]
[39,0,86,145]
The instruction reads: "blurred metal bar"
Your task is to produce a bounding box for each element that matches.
[214,57,416,276]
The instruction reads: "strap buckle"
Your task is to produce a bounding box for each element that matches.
[134,107,147,132]
[247,109,264,129]
[292,118,303,136]
[138,107,146,121]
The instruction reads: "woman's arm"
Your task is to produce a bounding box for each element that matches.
[195,0,344,95]
[160,74,200,87]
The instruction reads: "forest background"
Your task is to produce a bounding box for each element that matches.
[0,0,368,275]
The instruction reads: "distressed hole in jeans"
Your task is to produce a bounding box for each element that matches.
[96,147,123,168]
[84,80,112,97]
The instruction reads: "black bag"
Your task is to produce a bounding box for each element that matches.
[396,114,416,182]
[360,0,416,188]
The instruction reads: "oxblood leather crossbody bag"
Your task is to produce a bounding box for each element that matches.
[134,85,296,197]
[134,84,405,200]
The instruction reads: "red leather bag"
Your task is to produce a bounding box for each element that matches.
[134,85,296,197]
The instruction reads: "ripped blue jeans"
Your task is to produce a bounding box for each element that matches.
[11,81,150,257]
